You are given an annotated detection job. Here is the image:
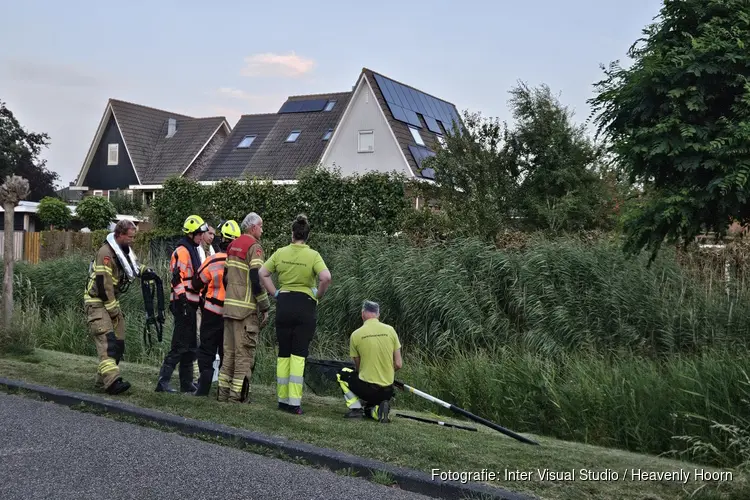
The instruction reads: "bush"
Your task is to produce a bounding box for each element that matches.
[37,196,71,229]
[75,195,117,230]
[150,166,411,239]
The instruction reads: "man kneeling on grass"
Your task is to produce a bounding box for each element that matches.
[336,300,402,422]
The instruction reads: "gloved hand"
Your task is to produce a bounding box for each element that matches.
[311,287,318,298]
[274,290,280,299]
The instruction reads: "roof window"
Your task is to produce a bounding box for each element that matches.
[237,135,256,148]
[285,130,301,142]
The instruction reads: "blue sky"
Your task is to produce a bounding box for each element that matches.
[0,0,662,186]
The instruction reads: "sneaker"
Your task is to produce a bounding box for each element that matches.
[376,400,390,423]
[344,408,364,418]
[287,405,304,415]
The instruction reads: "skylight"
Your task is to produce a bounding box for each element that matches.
[237,135,256,148]
[409,126,425,146]
[324,100,336,112]
[286,130,301,142]
[322,129,333,141]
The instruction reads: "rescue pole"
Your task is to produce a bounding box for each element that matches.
[393,379,539,445]
[395,412,477,431]
[306,358,539,445]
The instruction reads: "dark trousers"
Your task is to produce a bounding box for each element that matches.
[197,307,223,374]
[161,300,198,389]
[339,368,394,407]
[276,292,317,357]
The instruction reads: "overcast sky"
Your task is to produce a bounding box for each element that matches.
[0,0,662,187]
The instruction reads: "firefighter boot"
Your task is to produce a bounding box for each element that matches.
[179,362,197,393]
[106,377,131,395]
[193,369,213,397]
[154,363,177,393]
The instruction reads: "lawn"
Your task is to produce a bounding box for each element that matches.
[0,349,747,500]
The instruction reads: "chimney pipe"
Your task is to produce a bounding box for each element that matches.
[167,118,177,138]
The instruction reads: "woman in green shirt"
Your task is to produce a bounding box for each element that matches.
[259,214,331,414]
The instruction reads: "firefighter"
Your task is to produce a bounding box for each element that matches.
[191,219,240,397]
[259,214,332,414]
[218,212,270,403]
[154,214,208,394]
[83,220,138,395]
[336,300,402,423]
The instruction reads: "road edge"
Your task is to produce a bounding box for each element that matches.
[0,377,536,500]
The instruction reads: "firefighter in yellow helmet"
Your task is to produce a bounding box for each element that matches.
[83,220,138,395]
[190,219,240,397]
[155,214,208,393]
[218,212,270,403]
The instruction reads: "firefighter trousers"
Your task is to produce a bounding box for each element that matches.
[85,304,125,391]
[158,300,199,391]
[219,314,259,402]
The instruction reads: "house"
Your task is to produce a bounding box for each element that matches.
[201,67,461,185]
[73,67,462,201]
[0,201,144,232]
[73,99,231,203]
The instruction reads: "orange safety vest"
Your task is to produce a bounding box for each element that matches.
[193,252,227,315]
[170,245,201,304]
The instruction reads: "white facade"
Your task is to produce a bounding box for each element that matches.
[321,75,412,178]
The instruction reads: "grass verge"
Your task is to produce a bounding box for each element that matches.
[1,349,748,500]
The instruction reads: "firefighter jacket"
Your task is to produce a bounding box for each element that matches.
[192,252,227,315]
[84,243,124,318]
[170,237,202,305]
[223,234,270,320]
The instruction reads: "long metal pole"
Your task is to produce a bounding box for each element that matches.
[394,380,539,445]
[306,358,540,445]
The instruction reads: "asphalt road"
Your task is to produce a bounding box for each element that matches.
[0,393,435,500]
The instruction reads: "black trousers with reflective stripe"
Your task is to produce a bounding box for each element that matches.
[339,369,394,407]
[197,307,223,374]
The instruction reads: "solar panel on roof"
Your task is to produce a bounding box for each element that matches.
[279,99,328,113]
[403,108,422,128]
[374,73,459,133]
[408,144,436,171]
[424,116,441,134]
[387,102,409,123]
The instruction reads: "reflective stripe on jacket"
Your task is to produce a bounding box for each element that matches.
[170,245,201,304]
[83,243,122,316]
[223,234,270,319]
[193,252,227,315]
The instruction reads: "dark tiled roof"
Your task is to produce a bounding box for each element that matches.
[108,99,227,184]
[362,68,462,179]
[243,91,351,180]
[199,113,280,181]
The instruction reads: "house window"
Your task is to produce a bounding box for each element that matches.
[409,126,425,146]
[107,144,119,165]
[285,130,301,142]
[237,135,256,148]
[322,129,333,141]
[358,130,374,153]
[324,100,336,112]
[93,190,104,197]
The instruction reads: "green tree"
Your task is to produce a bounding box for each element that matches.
[0,100,59,201]
[588,0,750,260]
[37,196,72,229]
[76,195,117,230]
[423,111,520,240]
[507,82,615,233]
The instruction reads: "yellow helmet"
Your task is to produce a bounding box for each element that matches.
[182,215,208,235]
[220,219,241,240]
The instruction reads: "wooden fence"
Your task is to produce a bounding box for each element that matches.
[0,231,25,261]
